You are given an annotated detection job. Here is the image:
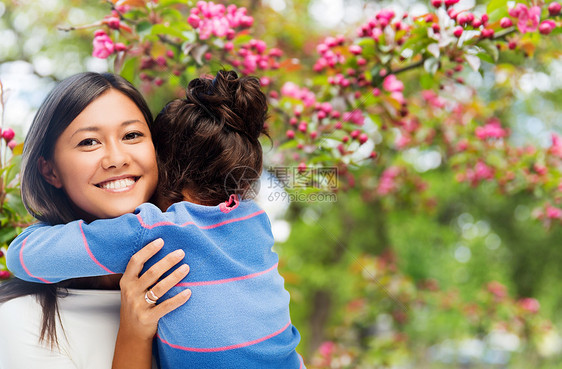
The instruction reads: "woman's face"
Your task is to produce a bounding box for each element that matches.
[43,89,158,221]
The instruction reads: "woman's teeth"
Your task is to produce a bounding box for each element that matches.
[99,178,135,190]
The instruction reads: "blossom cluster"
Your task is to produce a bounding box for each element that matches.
[187,1,253,40]
[280,82,317,108]
[475,119,508,140]
[357,9,401,41]
[0,127,17,151]
[377,166,401,195]
[313,36,346,72]
[229,40,282,75]
[306,253,552,368]
[92,29,126,59]
[500,2,560,34]
[82,0,562,225]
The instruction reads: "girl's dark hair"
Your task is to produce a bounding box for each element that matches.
[152,70,269,205]
[0,72,153,347]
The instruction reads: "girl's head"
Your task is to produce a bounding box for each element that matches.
[21,72,158,224]
[152,70,268,206]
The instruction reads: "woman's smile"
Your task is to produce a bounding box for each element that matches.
[43,89,159,221]
[95,176,140,192]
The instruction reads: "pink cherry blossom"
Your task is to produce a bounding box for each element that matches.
[509,4,541,33]
[475,120,507,140]
[550,133,562,157]
[114,43,127,52]
[500,17,513,28]
[518,297,540,313]
[549,2,562,16]
[422,90,446,108]
[395,134,411,149]
[349,45,362,55]
[539,20,556,35]
[2,127,15,141]
[453,26,463,37]
[115,5,130,13]
[390,91,405,105]
[487,281,507,298]
[342,110,365,125]
[383,75,404,92]
[318,341,335,357]
[189,2,253,40]
[280,82,316,107]
[545,205,562,219]
[474,161,494,180]
[7,140,17,150]
[92,31,115,59]
[377,166,401,195]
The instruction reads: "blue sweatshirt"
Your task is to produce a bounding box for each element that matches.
[6,195,304,369]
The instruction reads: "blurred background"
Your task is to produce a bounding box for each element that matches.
[1,0,562,367]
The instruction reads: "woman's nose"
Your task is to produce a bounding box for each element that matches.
[101,142,131,169]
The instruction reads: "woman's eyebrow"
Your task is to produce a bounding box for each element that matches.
[121,119,143,127]
[70,120,144,138]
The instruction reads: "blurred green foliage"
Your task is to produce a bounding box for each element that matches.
[2,0,562,367]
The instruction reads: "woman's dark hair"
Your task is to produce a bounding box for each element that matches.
[0,72,153,347]
[152,70,269,205]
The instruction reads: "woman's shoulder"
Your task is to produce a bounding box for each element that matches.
[0,294,61,368]
[0,290,123,369]
[0,293,41,328]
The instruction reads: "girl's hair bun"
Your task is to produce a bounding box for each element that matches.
[185,70,268,141]
[152,70,269,206]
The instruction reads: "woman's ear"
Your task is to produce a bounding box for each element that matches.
[38,157,63,189]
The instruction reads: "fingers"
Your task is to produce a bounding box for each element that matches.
[123,238,164,280]
[152,289,192,318]
[149,263,190,300]
[139,248,186,289]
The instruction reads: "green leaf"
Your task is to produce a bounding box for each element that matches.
[233,34,253,46]
[136,21,153,37]
[309,154,335,164]
[159,8,184,22]
[420,73,437,89]
[157,0,185,9]
[0,226,17,245]
[486,0,510,22]
[151,23,188,40]
[477,52,495,64]
[486,0,509,15]
[120,56,139,84]
[4,156,21,186]
[278,140,299,150]
[478,40,499,62]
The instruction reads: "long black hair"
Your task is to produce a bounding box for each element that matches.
[0,72,153,347]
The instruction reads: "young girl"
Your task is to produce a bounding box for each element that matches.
[6,70,305,368]
[0,72,190,369]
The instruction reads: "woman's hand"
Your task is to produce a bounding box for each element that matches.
[112,238,191,369]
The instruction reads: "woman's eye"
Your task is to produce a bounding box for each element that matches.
[78,138,100,147]
[124,131,144,140]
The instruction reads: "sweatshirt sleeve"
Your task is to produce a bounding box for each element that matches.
[5,213,144,284]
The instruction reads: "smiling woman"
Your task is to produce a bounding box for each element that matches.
[0,72,190,369]
[38,89,158,222]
